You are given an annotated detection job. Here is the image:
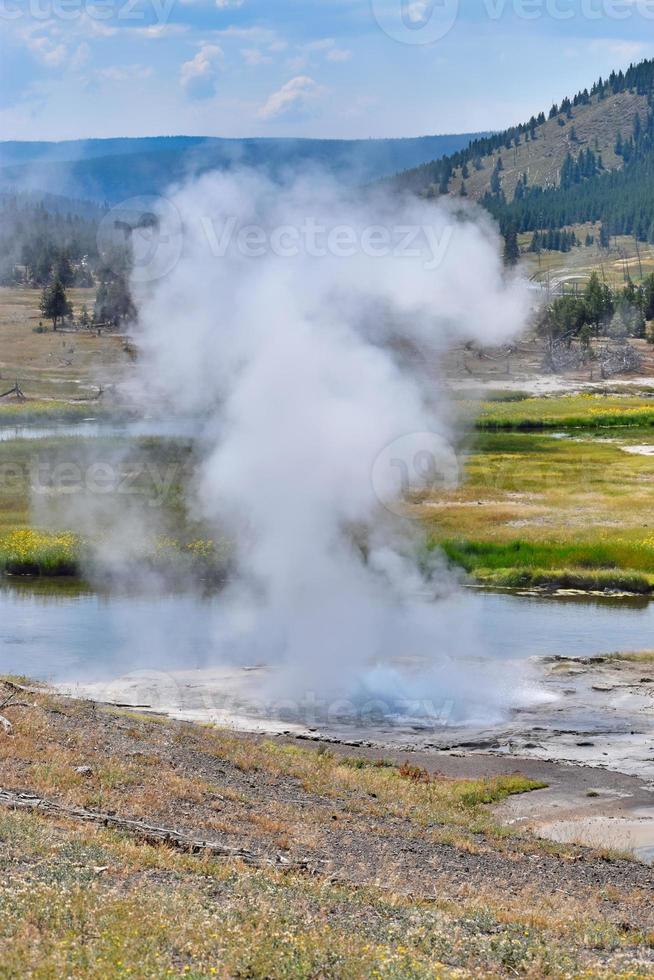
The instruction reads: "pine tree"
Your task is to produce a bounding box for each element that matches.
[584,271,613,332]
[39,279,71,331]
[643,273,654,320]
[94,256,136,328]
[54,251,74,287]
[503,226,520,266]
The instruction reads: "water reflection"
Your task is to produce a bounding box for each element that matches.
[3,581,654,685]
[0,417,203,443]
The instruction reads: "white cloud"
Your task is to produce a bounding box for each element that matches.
[97,65,154,82]
[210,25,279,44]
[286,37,351,71]
[285,54,308,72]
[326,48,351,62]
[71,42,91,70]
[404,0,431,25]
[24,31,67,68]
[258,75,326,120]
[76,14,118,39]
[305,38,334,52]
[130,24,190,39]
[241,47,272,66]
[180,43,224,100]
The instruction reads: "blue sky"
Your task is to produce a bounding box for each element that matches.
[1,0,654,140]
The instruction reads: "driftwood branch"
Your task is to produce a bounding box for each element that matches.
[0,691,29,711]
[0,381,25,401]
[0,691,31,731]
[0,788,313,871]
[1,679,36,695]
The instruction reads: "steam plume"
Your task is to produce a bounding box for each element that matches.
[132,170,534,723]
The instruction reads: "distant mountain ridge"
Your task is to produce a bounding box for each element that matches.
[0,133,486,203]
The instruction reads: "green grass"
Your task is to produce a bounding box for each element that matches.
[0,529,228,580]
[0,399,105,422]
[196,737,546,836]
[439,538,654,574]
[420,426,654,595]
[476,394,654,431]
[0,432,220,578]
[438,539,654,593]
[474,567,653,594]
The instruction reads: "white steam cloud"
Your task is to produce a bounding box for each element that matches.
[131,170,535,724]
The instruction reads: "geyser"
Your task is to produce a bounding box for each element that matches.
[128,169,536,725]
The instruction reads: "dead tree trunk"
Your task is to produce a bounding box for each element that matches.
[0,788,313,871]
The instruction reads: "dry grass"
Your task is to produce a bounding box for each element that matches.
[0,285,130,403]
[0,692,543,860]
[448,89,643,206]
[520,226,654,289]
[603,651,654,664]
[0,687,653,977]
[421,427,654,590]
[0,809,645,980]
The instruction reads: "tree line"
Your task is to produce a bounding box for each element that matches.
[0,195,99,287]
[0,194,137,331]
[538,272,654,344]
[486,105,654,244]
[38,252,135,332]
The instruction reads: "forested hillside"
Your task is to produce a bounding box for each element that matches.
[392,59,654,250]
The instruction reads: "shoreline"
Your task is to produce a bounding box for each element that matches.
[57,654,654,776]
[4,676,654,974]
[56,652,654,861]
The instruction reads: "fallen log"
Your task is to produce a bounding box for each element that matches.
[0,788,313,871]
[0,679,33,694]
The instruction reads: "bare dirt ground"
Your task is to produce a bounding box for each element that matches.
[2,282,653,407]
[3,683,654,914]
[60,653,654,862]
[7,680,654,974]
[443,336,654,395]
